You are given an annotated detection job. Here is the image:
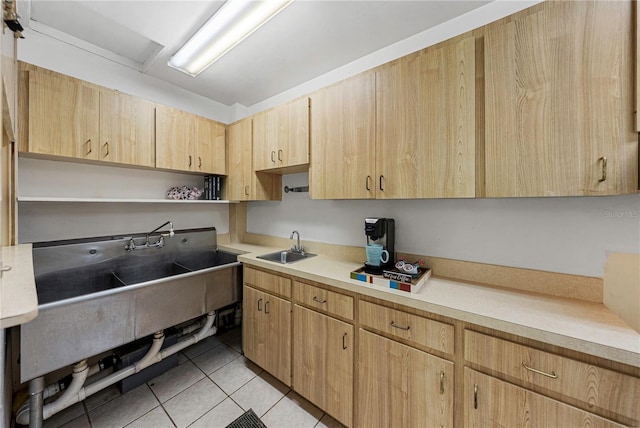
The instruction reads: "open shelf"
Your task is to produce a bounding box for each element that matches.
[17,196,237,204]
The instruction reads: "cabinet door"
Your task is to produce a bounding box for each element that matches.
[156,105,191,172]
[193,116,226,174]
[310,73,375,199]
[464,368,625,428]
[293,305,353,427]
[357,330,453,428]
[634,1,640,132]
[242,285,265,370]
[228,119,280,201]
[242,285,291,386]
[99,91,155,167]
[252,109,278,171]
[484,1,637,197]
[278,97,309,168]
[376,35,476,199]
[27,70,99,160]
[228,119,253,200]
[253,97,309,171]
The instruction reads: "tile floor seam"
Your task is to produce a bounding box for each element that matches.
[146,385,178,428]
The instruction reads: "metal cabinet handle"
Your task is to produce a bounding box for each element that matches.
[342,332,348,350]
[264,301,270,314]
[599,156,607,182]
[390,321,410,331]
[312,296,327,304]
[189,155,192,167]
[473,384,478,409]
[366,175,371,191]
[199,157,202,168]
[271,151,276,163]
[379,175,384,191]
[278,149,283,161]
[440,371,445,394]
[103,142,109,157]
[244,185,250,196]
[522,361,558,379]
[86,139,92,155]
[257,298,263,312]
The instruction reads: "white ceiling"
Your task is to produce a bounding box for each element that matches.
[23,0,491,107]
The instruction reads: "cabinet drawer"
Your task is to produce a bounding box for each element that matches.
[465,330,640,423]
[244,266,291,298]
[293,281,353,320]
[358,301,454,354]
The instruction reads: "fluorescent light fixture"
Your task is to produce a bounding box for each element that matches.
[168,0,294,76]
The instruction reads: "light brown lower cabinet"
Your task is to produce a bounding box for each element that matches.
[464,368,625,428]
[356,329,454,428]
[293,305,353,427]
[242,285,291,386]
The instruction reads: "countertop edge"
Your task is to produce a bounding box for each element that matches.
[232,245,640,369]
[1,244,39,328]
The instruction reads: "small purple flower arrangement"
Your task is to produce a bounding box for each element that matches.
[166,186,203,200]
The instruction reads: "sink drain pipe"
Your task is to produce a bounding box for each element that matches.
[17,311,217,427]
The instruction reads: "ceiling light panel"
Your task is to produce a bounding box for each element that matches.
[168,0,293,77]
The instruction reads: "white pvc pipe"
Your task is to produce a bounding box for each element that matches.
[16,311,217,425]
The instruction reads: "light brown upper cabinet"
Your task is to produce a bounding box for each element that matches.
[20,67,100,161]
[99,90,155,168]
[376,35,476,199]
[253,97,309,173]
[156,104,226,175]
[483,1,637,197]
[310,72,376,199]
[636,1,639,133]
[227,118,281,201]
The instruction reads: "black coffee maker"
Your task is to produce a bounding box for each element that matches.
[364,218,395,274]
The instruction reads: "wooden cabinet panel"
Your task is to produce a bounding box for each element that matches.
[484,1,637,197]
[242,285,291,386]
[310,73,375,199]
[26,70,99,160]
[357,329,453,428]
[156,104,190,171]
[465,330,640,423]
[376,35,476,199]
[193,116,225,175]
[244,266,291,298]
[633,0,640,132]
[293,281,353,320]
[465,368,625,428]
[293,305,353,427]
[227,118,281,201]
[156,104,226,174]
[359,300,454,354]
[99,91,154,167]
[253,97,309,172]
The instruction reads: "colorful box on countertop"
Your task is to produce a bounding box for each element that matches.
[350,267,431,293]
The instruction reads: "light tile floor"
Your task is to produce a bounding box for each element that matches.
[38,327,344,428]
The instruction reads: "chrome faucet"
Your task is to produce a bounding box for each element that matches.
[125,221,175,251]
[290,230,304,254]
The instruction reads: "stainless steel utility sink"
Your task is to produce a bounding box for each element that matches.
[257,250,316,264]
[21,228,242,383]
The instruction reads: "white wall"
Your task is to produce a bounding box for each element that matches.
[248,174,640,278]
[18,158,229,243]
[18,29,232,123]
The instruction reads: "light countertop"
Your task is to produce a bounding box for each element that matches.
[0,244,38,328]
[221,243,640,368]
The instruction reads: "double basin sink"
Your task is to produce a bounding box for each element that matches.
[21,228,241,382]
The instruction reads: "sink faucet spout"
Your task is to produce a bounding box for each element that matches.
[289,230,304,254]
